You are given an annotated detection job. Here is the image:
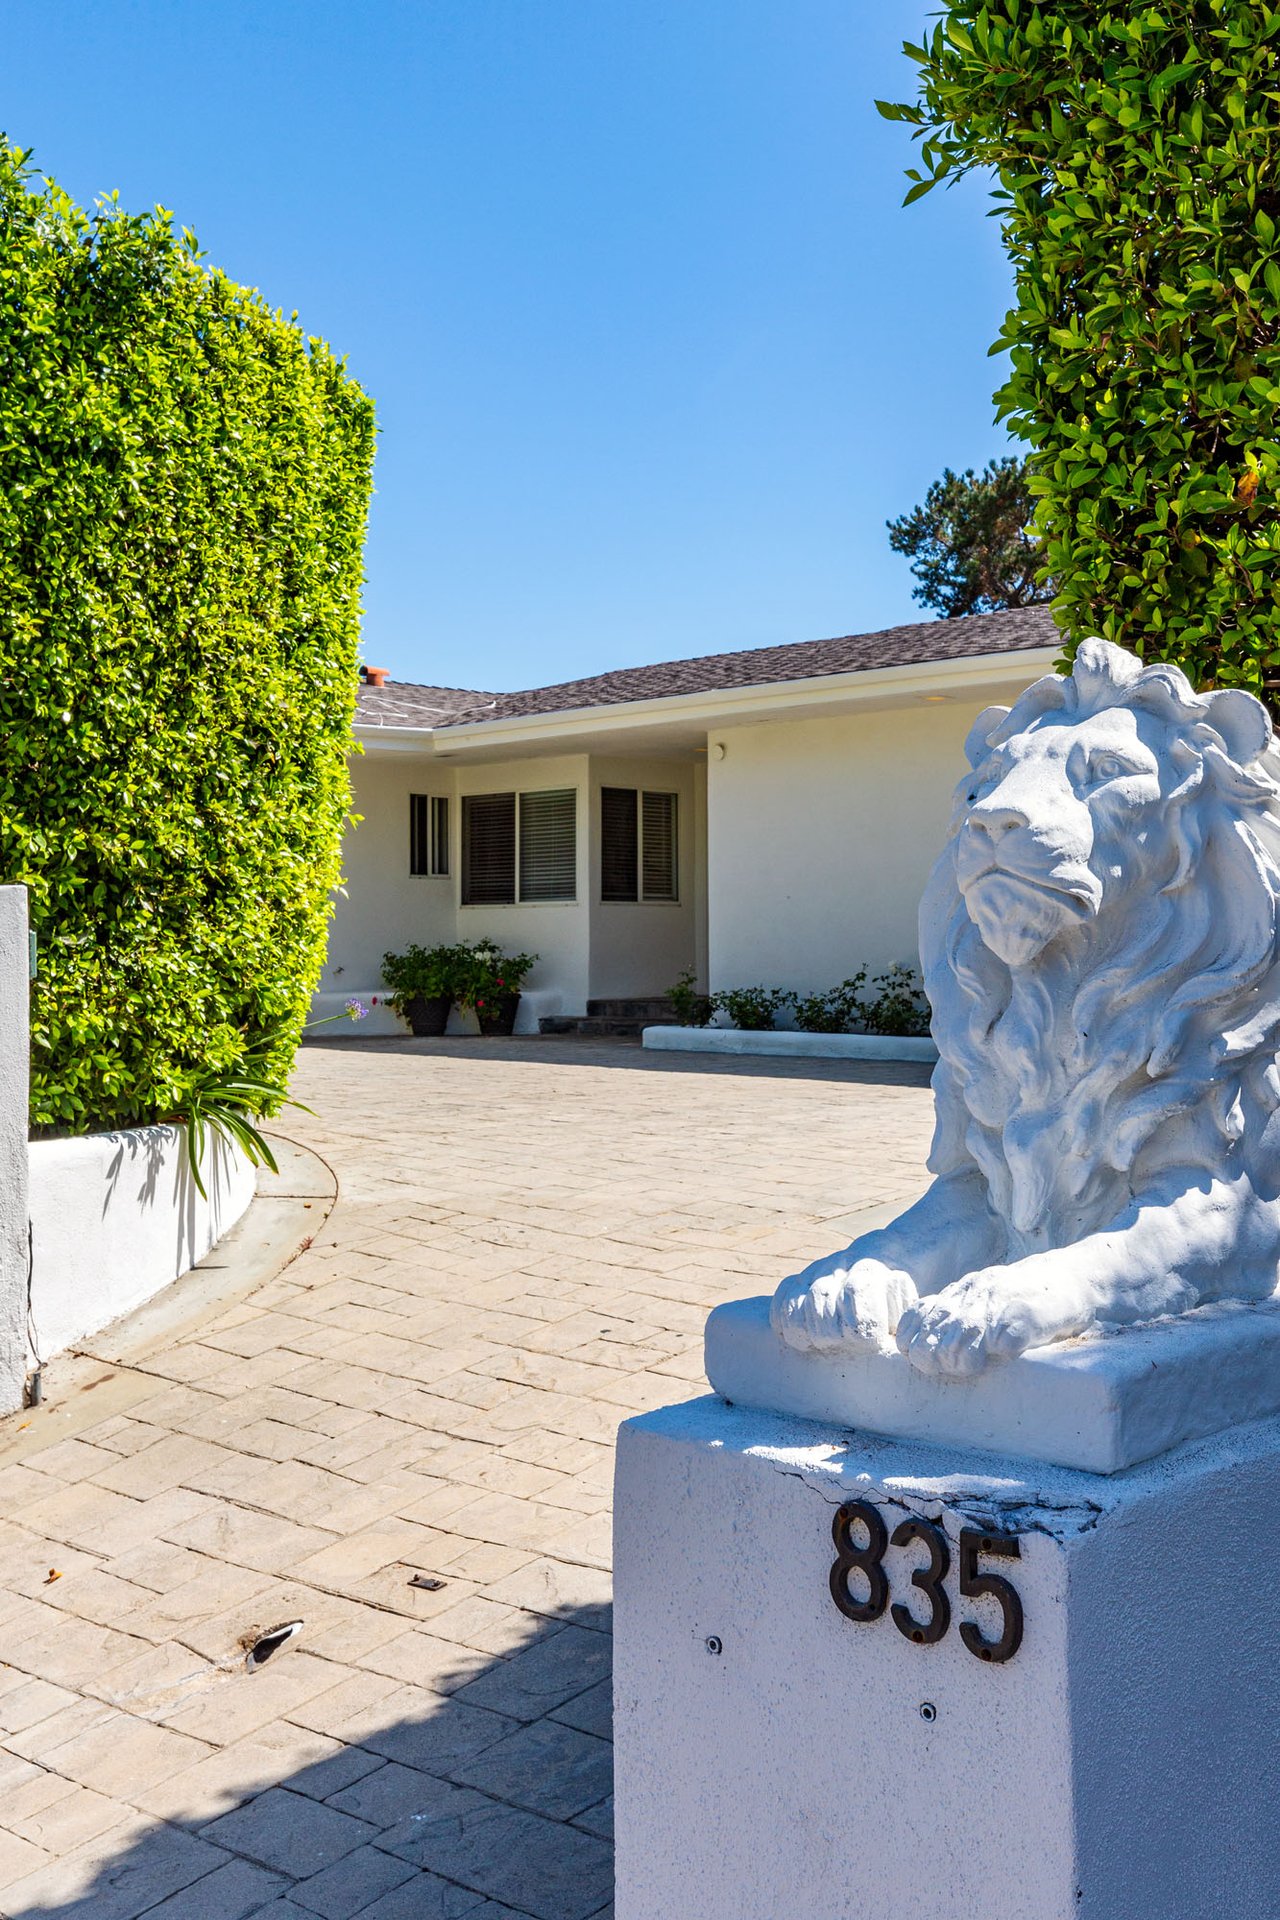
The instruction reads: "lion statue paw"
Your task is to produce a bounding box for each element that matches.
[894,1274,1035,1378]
[771,1252,919,1354]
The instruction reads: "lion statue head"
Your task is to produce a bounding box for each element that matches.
[922,637,1280,1254]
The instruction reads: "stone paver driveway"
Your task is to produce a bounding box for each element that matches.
[0,1037,932,1919]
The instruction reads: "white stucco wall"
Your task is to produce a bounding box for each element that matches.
[706,701,990,992]
[28,1125,256,1362]
[324,750,456,993]
[588,755,699,999]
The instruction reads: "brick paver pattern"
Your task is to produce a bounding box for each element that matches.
[0,1037,933,1919]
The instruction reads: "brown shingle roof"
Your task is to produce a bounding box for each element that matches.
[354,681,499,728]
[355,604,1059,732]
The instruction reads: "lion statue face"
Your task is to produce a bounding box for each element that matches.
[957,703,1177,968]
[923,637,1280,1244]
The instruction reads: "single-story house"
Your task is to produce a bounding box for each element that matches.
[315,604,1059,1033]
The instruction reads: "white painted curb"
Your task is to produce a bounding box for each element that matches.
[28,1125,257,1362]
[641,1025,939,1064]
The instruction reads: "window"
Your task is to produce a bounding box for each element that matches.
[519,789,576,901]
[642,790,678,901]
[601,787,638,901]
[462,792,516,903]
[599,788,678,902]
[410,794,449,876]
[461,787,576,904]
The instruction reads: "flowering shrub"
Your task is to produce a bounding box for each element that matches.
[458,939,536,1014]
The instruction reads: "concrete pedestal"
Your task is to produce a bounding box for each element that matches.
[614,1395,1280,1920]
[706,1291,1280,1473]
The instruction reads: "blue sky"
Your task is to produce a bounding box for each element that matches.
[7,2,1017,691]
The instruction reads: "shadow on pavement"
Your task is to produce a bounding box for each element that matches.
[307,1032,934,1091]
[5,1602,614,1920]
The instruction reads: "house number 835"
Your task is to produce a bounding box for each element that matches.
[829,1501,1024,1663]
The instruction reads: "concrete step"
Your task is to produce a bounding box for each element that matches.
[585,997,675,1021]
[539,1015,648,1039]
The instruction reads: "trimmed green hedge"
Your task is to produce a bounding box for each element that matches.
[0,140,375,1131]
[884,3,1280,699]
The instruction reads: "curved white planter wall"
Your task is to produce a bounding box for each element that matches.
[307,987,562,1038]
[28,1125,256,1362]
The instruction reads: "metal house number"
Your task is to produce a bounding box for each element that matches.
[828,1500,1024,1663]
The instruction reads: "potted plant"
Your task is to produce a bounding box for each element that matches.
[458,939,536,1036]
[380,942,461,1036]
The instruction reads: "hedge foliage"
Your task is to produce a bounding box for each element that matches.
[0,139,375,1131]
[883,2,1280,698]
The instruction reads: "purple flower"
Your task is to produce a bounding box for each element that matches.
[345,998,370,1021]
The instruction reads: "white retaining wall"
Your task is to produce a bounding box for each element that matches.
[0,889,29,1411]
[28,1124,256,1363]
[643,1026,938,1064]
[306,989,563,1040]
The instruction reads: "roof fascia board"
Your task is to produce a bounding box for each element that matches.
[351,726,445,756]
[354,645,1061,756]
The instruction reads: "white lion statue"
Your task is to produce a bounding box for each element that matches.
[772,636,1280,1376]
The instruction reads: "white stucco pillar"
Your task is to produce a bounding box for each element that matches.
[0,887,29,1412]
[614,1390,1280,1919]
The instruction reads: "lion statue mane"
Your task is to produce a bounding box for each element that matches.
[772,636,1280,1376]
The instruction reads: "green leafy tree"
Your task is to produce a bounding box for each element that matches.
[0,139,375,1131]
[887,454,1050,616]
[879,2,1280,700]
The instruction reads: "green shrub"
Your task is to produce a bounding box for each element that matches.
[0,140,374,1131]
[793,973,867,1034]
[715,986,794,1032]
[792,967,931,1037]
[884,3,1280,699]
[667,968,715,1027]
[858,965,932,1038]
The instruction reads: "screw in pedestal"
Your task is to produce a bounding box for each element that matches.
[918,1701,937,1723]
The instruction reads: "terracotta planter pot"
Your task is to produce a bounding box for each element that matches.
[405,993,451,1037]
[476,993,520,1037]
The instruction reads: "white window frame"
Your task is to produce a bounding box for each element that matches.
[599,786,679,904]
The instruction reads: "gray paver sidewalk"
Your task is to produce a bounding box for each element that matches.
[0,1036,933,1918]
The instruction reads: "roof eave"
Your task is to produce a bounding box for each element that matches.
[353,644,1063,755]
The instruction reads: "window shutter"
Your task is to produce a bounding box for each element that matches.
[430,795,449,876]
[519,789,576,902]
[601,787,638,901]
[462,793,516,903]
[642,791,678,900]
[410,794,429,875]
